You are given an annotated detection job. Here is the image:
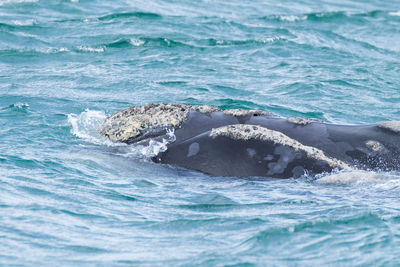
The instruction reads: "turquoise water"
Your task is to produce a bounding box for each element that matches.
[1,0,400,265]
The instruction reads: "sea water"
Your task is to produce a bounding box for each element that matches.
[1,0,400,265]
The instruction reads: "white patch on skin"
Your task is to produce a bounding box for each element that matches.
[246,148,257,158]
[267,146,297,175]
[187,142,200,157]
[210,124,350,169]
[378,121,400,134]
[264,155,274,161]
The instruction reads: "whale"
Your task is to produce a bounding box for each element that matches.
[100,103,400,178]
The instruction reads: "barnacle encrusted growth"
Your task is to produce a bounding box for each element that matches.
[100,103,220,142]
[222,109,270,117]
[365,140,383,152]
[378,121,400,134]
[210,124,350,169]
[100,103,272,143]
[287,117,322,126]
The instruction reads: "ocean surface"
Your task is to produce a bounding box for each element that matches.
[1,0,400,265]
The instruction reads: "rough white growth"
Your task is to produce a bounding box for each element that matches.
[100,103,272,142]
[287,117,321,125]
[378,121,400,133]
[365,140,383,152]
[222,109,269,117]
[100,103,220,142]
[210,124,350,169]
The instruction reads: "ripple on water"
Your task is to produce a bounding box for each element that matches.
[178,193,239,211]
[233,212,392,264]
[132,179,158,188]
[261,10,388,23]
[97,11,162,21]
[2,102,30,112]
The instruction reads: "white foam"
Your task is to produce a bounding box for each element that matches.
[11,19,36,26]
[389,11,400,16]
[137,129,176,158]
[68,109,176,159]
[316,170,397,185]
[13,102,29,109]
[35,47,69,54]
[277,15,307,22]
[129,38,145,47]
[261,36,283,43]
[77,46,105,53]
[68,109,113,146]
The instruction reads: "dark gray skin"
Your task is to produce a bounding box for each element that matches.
[139,110,400,178]
[153,132,334,178]
[103,106,400,178]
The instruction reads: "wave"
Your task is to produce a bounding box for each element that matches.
[0,47,69,57]
[179,193,238,210]
[1,45,105,55]
[261,10,388,23]
[99,35,283,50]
[0,21,40,31]
[104,37,190,49]
[76,46,105,53]
[206,36,284,46]
[279,28,397,57]
[2,102,30,111]
[236,211,387,254]
[0,0,38,6]
[104,38,145,48]
[98,11,162,21]
[32,35,284,56]
[0,19,37,29]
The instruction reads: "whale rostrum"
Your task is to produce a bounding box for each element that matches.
[100,103,400,178]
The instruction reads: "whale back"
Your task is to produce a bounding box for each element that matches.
[100,104,400,178]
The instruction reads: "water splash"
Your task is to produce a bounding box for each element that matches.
[129,38,145,47]
[68,109,176,159]
[315,170,400,185]
[2,102,30,113]
[10,102,29,109]
[76,46,105,53]
[137,128,176,158]
[68,109,115,146]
